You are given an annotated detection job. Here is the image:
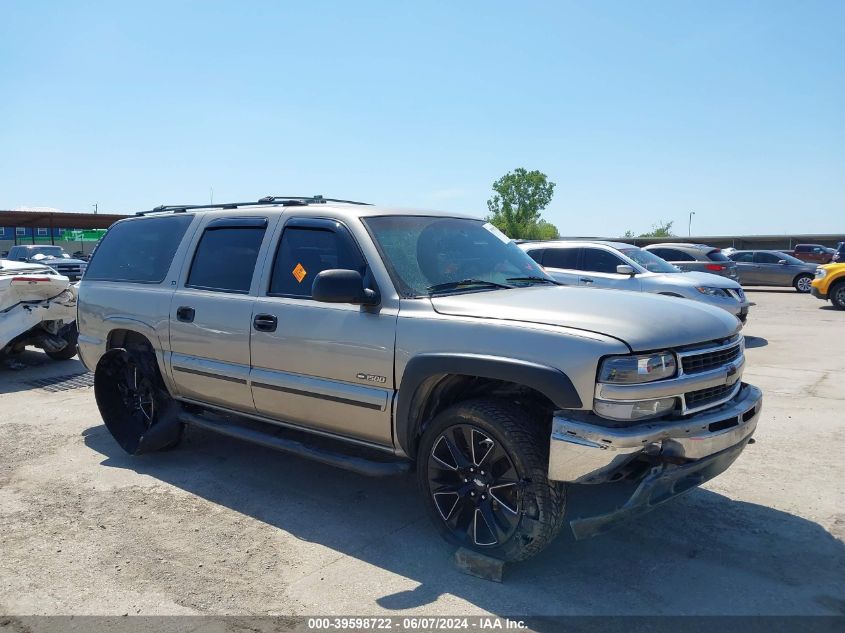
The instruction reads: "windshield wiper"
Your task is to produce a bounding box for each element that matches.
[426,279,513,294]
[506,276,560,285]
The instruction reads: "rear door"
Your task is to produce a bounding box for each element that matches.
[248,217,397,446]
[729,252,757,284]
[168,216,274,413]
[577,247,641,290]
[536,247,582,285]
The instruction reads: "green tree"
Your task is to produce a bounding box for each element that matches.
[486,168,559,239]
[622,220,675,238]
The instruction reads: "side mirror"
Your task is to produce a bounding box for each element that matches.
[778,260,787,265]
[312,269,379,306]
[616,264,636,276]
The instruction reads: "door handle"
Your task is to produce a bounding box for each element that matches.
[253,314,278,332]
[579,277,594,284]
[176,306,195,322]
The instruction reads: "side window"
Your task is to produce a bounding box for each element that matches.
[755,252,782,264]
[731,252,754,263]
[544,248,579,270]
[269,226,365,298]
[85,215,193,283]
[524,248,544,264]
[186,223,266,293]
[655,248,695,261]
[581,248,624,273]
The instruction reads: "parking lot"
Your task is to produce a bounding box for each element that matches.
[0,288,842,617]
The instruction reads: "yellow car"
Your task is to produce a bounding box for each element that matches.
[811,263,845,310]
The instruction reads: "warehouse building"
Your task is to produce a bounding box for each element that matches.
[0,210,127,258]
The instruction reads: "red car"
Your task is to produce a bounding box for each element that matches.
[790,243,835,264]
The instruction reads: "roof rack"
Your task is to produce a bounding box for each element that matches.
[136,195,371,216]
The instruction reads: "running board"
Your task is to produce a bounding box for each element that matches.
[178,411,410,477]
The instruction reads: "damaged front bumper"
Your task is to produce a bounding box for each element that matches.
[548,383,762,537]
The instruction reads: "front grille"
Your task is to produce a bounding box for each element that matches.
[685,383,736,409]
[682,342,742,374]
[55,264,84,277]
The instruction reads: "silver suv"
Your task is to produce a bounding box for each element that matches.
[520,240,752,322]
[77,197,762,562]
[642,243,739,280]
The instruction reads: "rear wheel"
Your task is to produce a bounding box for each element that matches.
[94,348,182,454]
[830,282,845,310]
[45,322,79,361]
[794,274,813,293]
[416,398,566,562]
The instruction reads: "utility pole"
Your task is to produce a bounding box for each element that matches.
[688,211,695,237]
[92,202,98,215]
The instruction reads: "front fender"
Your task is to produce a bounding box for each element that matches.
[394,353,582,456]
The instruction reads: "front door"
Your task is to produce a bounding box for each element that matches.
[249,217,397,446]
[539,247,583,286]
[754,251,790,285]
[168,216,272,413]
[730,252,758,284]
[577,247,641,291]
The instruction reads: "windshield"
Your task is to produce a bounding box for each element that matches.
[363,216,551,296]
[22,246,64,258]
[619,248,680,273]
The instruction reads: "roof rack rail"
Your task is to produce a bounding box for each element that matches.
[136,195,371,216]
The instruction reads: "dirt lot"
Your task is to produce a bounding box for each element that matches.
[0,288,843,617]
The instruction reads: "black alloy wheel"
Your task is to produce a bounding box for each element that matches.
[428,424,521,548]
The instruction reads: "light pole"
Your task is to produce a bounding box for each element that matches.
[688,211,695,237]
[92,202,98,215]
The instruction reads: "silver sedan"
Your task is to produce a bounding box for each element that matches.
[727,250,818,293]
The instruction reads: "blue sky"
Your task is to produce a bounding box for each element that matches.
[1,1,842,236]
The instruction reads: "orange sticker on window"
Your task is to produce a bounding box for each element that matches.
[292,263,307,283]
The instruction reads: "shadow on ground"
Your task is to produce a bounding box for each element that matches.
[0,350,86,395]
[82,424,845,617]
[744,336,769,349]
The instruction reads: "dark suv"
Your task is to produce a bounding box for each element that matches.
[642,243,738,280]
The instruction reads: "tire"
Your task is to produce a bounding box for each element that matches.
[416,398,566,562]
[45,322,79,361]
[830,281,845,310]
[794,274,813,293]
[94,347,183,455]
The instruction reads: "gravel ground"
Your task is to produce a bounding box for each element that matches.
[0,288,843,617]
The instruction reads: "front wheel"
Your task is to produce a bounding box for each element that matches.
[416,398,566,562]
[794,274,813,293]
[830,282,845,310]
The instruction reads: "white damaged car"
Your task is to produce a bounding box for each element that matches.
[1,259,79,361]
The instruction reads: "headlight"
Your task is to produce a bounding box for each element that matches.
[594,397,677,421]
[695,286,729,297]
[816,268,827,278]
[598,352,677,384]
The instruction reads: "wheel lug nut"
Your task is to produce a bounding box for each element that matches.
[481,495,486,500]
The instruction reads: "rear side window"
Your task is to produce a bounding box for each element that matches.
[580,248,624,273]
[269,226,365,298]
[544,248,580,269]
[85,215,193,283]
[187,225,266,293]
[706,250,731,262]
[651,248,695,262]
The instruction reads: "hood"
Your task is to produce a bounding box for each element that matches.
[639,270,741,289]
[430,286,741,351]
[32,256,86,265]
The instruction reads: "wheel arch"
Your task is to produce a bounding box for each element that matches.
[394,354,582,457]
[102,325,174,395]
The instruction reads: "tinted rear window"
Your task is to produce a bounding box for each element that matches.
[706,250,731,262]
[85,215,193,283]
[543,248,579,269]
[581,248,624,273]
[187,226,266,293]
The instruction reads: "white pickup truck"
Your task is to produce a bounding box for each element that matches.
[0,259,79,361]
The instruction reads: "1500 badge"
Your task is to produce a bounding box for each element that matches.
[356,372,387,384]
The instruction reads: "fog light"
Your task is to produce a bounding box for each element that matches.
[594,397,677,421]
